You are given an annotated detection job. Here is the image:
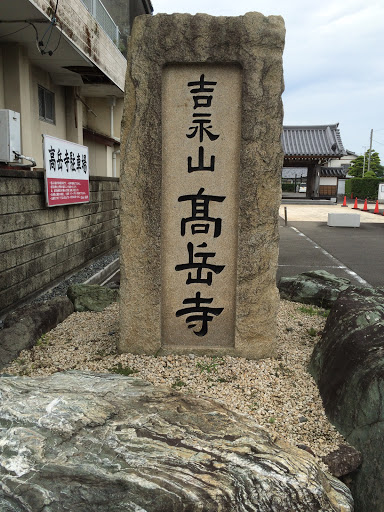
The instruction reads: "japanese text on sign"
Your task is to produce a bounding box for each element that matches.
[161,65,242,348]
[175,75,225,336]
[43,135,90,207]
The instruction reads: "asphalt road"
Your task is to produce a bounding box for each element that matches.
[278,204,384,287]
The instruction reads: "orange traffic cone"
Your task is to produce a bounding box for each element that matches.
[341,196,347,207]
[352,198,358,209]
[362,199,368,211]
[351,193,354,199]
[374,200,380,214]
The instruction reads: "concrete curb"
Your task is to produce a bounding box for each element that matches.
[84,258,120,286]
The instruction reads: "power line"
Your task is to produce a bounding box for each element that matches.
[0,24,30,39]
[0,0,61,56]
[40,0,61,56]
[49,20,62,55]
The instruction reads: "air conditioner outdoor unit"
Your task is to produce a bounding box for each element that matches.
[0,109,21,163]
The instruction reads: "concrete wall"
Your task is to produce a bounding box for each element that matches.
[0,51,5,108]
[0,169,120,315]
[84,97,123,139]
[320,177,338,186]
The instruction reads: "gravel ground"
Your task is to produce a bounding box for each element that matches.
[4,298,346,468]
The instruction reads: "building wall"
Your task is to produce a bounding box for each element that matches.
[320,177,338,186]
[328,154,358,167]
[82,96,122,176]
[0,44,122,176]
[0,51,5,108]
[85,96,124,139]
[84,137,111,177]
[102,0,153,41]
[338,179,346,195]
[0,45,69,167]
[0,169,120,316]
[31,66,68,165]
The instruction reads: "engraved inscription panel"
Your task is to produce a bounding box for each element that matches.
[161,65,242,348]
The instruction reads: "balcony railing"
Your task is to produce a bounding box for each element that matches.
[80,0,121,47]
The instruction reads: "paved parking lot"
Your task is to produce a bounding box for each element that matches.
[278,203,384,287]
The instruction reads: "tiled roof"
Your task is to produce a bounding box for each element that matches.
[282,124,346,158]
[320,167,348,178]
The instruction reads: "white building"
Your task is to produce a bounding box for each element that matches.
[0,0,152,176]
[327,149,359,171]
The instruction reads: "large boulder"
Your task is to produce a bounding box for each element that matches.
[67,284,118,312]
[278,270,351,308]
[0,297,74,370]
[0,371,353,512]
[309,286,384,512]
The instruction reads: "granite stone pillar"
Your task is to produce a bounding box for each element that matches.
[119,12,285,358]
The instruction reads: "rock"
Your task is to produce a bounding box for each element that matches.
[67,284,118,312]
[297,444,316,457]
[278,270,351,308]
[104,280,120,289]
[322,445,363,478]
[309,286,384,511]
[0,297,74,370]
[0,371,353,512]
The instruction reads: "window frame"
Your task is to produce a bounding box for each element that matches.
[38,85,55,124]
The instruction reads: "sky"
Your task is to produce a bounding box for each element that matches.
[153,0,384,163]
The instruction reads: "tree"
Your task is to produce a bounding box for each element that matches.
[348,149,384,178]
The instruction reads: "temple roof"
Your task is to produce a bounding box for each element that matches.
[282,124,346,159]
[320,167,348,178]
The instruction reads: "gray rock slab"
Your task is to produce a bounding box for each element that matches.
[0,297,74,370]
[67,284,118,312]
[0,371,353,511]
[278,270,351,308]
[309,286,384,511]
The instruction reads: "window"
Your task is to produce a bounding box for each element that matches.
[38,85,55,124]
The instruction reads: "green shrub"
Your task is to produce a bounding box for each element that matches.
[282,183,295,192]
[109,363,139,376]
[172,380,187,389]
[345,178,382,200]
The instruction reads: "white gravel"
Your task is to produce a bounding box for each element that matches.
[4,299,346,466]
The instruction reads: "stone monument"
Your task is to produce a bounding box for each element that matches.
[119,12,285,358]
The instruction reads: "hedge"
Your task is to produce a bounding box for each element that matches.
[345,178,382,200]
[282,183,295,192]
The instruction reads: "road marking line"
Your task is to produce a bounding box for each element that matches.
[287,226,370,286]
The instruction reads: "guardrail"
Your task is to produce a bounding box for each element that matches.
[80,0,121,47]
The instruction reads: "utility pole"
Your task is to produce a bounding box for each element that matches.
[367,129,373,174]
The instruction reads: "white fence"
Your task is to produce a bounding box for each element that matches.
[80,0,121,46]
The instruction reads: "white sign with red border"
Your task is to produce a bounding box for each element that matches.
[43,135,90,207]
